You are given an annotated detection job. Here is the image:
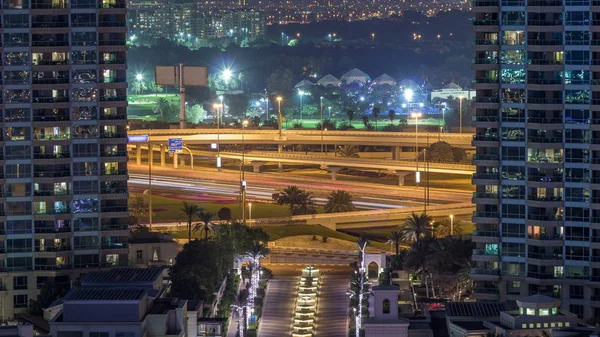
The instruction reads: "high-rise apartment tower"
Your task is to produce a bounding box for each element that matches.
[0,0,129,319]
[472,0,600,319]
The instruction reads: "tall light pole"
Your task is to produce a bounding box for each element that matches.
[371,33,375,43]
[320,96,324,153]
[298,90,305,121]
[412,112,422,186]
[458,96,464,133]
[136,73,143,96]
[328,106,331,119]
[277,97,283,138]
[450,214,454,236]
[248,203,252,222]
[241,119,249,225]
[264,95,269,120]
[281,32,284,46]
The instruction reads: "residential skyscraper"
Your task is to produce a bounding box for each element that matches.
[0,0,129,320]
[471,0,600,320]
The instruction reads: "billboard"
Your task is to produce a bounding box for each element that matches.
[154,65,207,87]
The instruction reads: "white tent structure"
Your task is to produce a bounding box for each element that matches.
[371,74,397,86]
[294,79,315,90]
[316,74,342,87]
[340,68,371,85]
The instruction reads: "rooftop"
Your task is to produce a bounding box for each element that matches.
[81,267,163,286]
[63,288,146,301]
[452,321,489,331]
[446,302,510,317]
[129,232,176,244]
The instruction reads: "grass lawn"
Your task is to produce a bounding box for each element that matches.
[284,117,444,130]
[351,221,476,240]
[130,193,295,222]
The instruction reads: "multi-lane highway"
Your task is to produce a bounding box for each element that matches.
[129,173,420,210]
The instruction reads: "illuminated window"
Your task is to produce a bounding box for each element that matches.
[521,324,527,328]
[544,323,549,328]
[529,324,534,328]
[558,322,563,327]
[536,323,541,328]
[551,323,556,327]
[552,308,558,315]
[539,308,549,316]
[566,322,570,327]
[526,308,535,315]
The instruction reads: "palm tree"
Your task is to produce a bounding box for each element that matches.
[403,239,432,275]
[325,190,355,213]
[400,212,432,243]
[230,289,248,337]
[337,145,359,158]
[153,97,170,117]
[295,190,317,215]
[387,230,402,256]
[272,185,303,215]
[245,241,270,322]
[357,237,369,270]
[193,211,215,238]
[181,201,203,241]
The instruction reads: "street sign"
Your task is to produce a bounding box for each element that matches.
[128,135,148,143]
[168,138,183,153]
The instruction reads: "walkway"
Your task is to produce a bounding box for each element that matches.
[257,277,297,337]
[315,275,349,337]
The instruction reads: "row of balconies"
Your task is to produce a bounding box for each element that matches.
[3,1,125,10]
[472,0,598,6]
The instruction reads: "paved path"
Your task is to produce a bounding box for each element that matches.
[315,275,349,337]
[257,277,297,337]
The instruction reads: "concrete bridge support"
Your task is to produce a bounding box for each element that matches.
[173,153,178,169]
[160,145,166,167]
[395,171,412,186]
[251,161,268,173]
[148,144,154,168]
[326,166,344,181]
[391,146,401,160]
[136,145,142,165]
[277,145,284,172]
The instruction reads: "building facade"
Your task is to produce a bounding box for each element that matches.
[0,0,129,320]
[471,0,600,320]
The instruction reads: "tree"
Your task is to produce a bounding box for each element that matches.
[266,68,293,94]
[453,147,469,163]
[372,107,380,130]
[169,239,229,300]
[129,196,149,223]
[194,211,215,238]
[146,81,163,96]
[160,103,180,123]
[388,109,396,123]
[272,185,303,215]
[227,94,250,118]
[153,97,170,117]
[186,104,208,124]
[337,145,359,158]
[245,241,270,318]
[387,230,402,256]
[230,289,248,337]
[324,190,355,213]
[272,186,316,215]
[218,207,232,221]
[361,115,369,128]
[403,239,432,275]
[181,201,203,241]
[346,109,355,123]
[400,212,432,243]
[428,141,455,163]
[27,281,70,316]
[131,80,146,95]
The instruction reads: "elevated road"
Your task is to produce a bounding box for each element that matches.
[128,128,474,149]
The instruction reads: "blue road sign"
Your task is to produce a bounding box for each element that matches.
[168,138,183,153]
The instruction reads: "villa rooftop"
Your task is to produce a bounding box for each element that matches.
[446,302,510,317]
[64,288,146,301]
[81,268,163,286]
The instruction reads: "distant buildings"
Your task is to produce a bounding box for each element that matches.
[127,1,266,45]
[129,232,179,268]
[430,83,476,101]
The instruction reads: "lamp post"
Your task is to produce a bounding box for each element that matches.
[277,97,283,138]
[241,119,249,225]
[458,96,464,134]
[136,73,143,96]
[264,95,269,120]
[212,102,223,168]
[371,33,375,43]
[328,33,332,42]
[320,96,324,153]
[450,214,454,236]
[328,106,331,119]
[281,32,285,46]
[412,112,422,186]
[248,203,252,222]
[298,90,305,121]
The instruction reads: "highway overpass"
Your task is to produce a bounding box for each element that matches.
[128,128,475,149]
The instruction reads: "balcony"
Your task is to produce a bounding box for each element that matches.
[527,98,562,104]
[31,2,69,8]
[100,187,127,194]
[101,224,128,231]
[100,114,126,120]
[99,40,126,46]
[527,40,563,46]
[101,243,128,249]
[34,227,71,233]
[34,264,72,271]
[33,97,69,103]
[527,272,559,280]
[472,0,498,5]
[34,245,71,252]
[35,208,70,215]
[32,78,69,85]
[34,189,70,196]
[100,132,127,139]
[473,39,498,45]
[527,20,562,26]
[100,58,126,65]
[528,175,562,183]
[32,41,69,47]
[100,96,127,101]
[99,21,126,27]
[33,152,70,159]
[101,169,127,176]
[101,151,127,157]
[473,287,499,294]
[100,206,127,213]
[473,20,498,26]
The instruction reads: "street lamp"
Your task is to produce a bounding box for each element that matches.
[412,112,422,184]
[281,32,285,46]
[450,214,454,236]
[298,90,305,121]
[276,97,283,138]
[136,73,144,95]
[222,68,232,82]
[458,96,464,134]
[404,88,414,104]
[371,33,375,43]
[320,96,324,153]
[248,203,252,222]
[328,33,332,41]
[241,119,249,225]
[328,106,331,118]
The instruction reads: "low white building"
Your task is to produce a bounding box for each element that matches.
[430,83,476,101]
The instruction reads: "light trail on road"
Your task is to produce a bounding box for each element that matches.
[128,173,408,210]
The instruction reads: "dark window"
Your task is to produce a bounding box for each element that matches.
[382,299,390,314]
[13,276,26,290]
